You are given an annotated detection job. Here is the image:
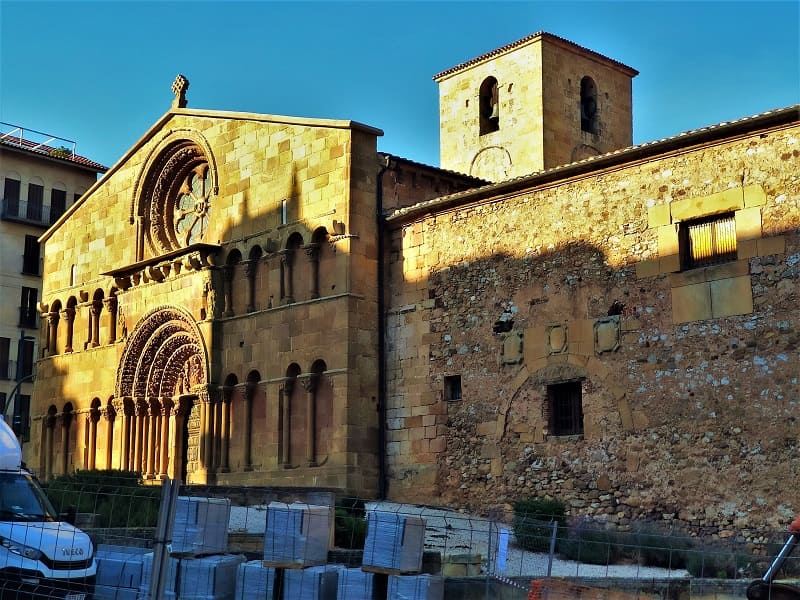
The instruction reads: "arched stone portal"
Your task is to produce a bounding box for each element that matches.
[114,306,208,480]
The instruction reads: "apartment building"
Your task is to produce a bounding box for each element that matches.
[0,123,106,440]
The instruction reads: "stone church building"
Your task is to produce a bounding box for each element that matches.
[29,32,799,529]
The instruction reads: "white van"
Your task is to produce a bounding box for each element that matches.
[0,417,96,599]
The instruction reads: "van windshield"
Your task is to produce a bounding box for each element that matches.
[0,473,58,522]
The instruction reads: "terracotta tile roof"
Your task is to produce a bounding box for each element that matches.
[433,31,638,81]
[0,134,107,172]
[387,104,799,223]
[378,151,489,184]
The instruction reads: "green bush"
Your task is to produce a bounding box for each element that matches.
[559,518,624,565]
[44,470,160,528]
[512,497,567,553]
[625,523,692,569]
[685,544,752,579]
[334,496,367,549]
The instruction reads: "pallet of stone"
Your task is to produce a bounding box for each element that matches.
[387,574,444,600]
[94,544,150,600]
[235,560,276,599]
[261,559,327,569]
[139,552,246,599]
[262,501,332,567]
[282,564,340,600]
[337,566,386,600]
[172,495,232,556]
[362,511,426,574]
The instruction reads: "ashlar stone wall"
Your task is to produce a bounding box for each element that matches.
[386,121,800,533]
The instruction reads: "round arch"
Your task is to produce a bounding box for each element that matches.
[115,305,209,399]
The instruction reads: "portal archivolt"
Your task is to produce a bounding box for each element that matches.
[113,306,208,479]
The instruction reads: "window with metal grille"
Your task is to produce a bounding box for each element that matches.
[3,178,21,216]
[680,213,737,270]
[50,188,67,223]
[13,394,31,442]
[19,287,38,328]
[548,380,583,436]
[27,183,43,221]
[19,338,34,379]
[444,375,462,401]
[22,235,40,275]
[0,338,9,379]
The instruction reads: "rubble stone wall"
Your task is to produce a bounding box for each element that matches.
[385,123,800,533]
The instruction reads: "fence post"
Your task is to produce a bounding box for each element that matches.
[150,477,180,599]
[546,520,558,577]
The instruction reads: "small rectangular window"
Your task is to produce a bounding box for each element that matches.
[20,338,35,379]
[548,380,583,436]
[444,375,462,401]
[0,337,10,379]
[22,235,40,275]
[19,287,38,329]
[281,198,288,225]
[27,183,44,221]
[13,394,31,442]
[50,189,67,223]
[4,178,21,217]
[680,213,737,270]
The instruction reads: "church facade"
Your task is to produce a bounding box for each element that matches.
[29,33,799,530]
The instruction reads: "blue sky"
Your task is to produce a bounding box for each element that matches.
[1,1,798,169]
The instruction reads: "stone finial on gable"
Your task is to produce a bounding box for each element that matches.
[171,74,190,109]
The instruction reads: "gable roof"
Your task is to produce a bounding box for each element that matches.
[40,107,384,242]
[433,31,639,81]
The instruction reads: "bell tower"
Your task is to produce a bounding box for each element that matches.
[434,32,638,182]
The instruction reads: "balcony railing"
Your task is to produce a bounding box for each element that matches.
[1,197,62,227]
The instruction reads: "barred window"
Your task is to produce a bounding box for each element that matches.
[548,380,583,436]
[444,375,462,401]
[680,213,737,270]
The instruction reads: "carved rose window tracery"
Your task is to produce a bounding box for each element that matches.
[144,142,214,255]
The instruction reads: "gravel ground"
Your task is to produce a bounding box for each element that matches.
[230,500,690,580]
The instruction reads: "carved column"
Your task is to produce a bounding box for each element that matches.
[199,392,216,471]
[243,384,254,471]
[219,392,230,473]
[47,311,60,355]
[305,243,320,299]
[160,399,172,478]
[281,383,292,466]
[88,407,101,470]
[301,376,317,466]
[60,412,72,474]
[170,400,189,481]
[134,400,147,473]
[146,400,159,478]
[280,250,294,304]
[212,394,222,471]
[61,307,75,353]
[223,265,235,317]
[104,403,117,470]
[245,260,257,312]
[104,296,118,344]
[44,413,56,480]
[90,300,102,347]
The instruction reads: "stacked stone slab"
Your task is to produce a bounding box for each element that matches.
[94,545,148,600]
[387,574,444,600]
[362,511,426,573]
[262,501,332,567]
[139,552,245,599]
[235,560,276,599]
[172,496,231,556]
[283,564,340,599]
[337,567,382,600]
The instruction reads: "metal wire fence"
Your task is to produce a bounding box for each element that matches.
[1,471,798,599]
